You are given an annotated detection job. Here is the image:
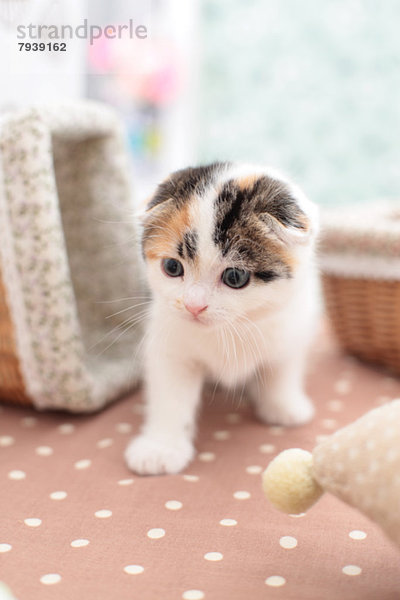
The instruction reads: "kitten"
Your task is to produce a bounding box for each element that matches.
[125,162,319,475]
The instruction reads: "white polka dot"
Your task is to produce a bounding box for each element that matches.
[327,400,344,412]
[233,490,251,500]
[198,452,215,462]
[74,459,91,470]
[385,426,396,438]
[115,422,132,434]
[355,473,366,485]
[21,416,37,427]
[0,544,12,553]
[58,423,75,434]
[165,500,183,511]
[322,419,337,430]
[118,478,134,486]
[147,528,165,539]
[36,446,53,457]
[0,436,14,447]
[348,447,359,460]
[50,491,67,500]
[259,443,276,454]
[24,518,42,527]
[265,576,286,587]
[97,438,113,449]
[369,459,379,473]
[71,539,89,548]
[182,591,204,600]
[342,565,362,576]
[246,465,263,475]
[183,475,199,482]
[279,536,298,549]
[365,440,376,451]
[335,379,351,395]
[316,435,330,444]
[269,426,284,435]
[94,509,112,519]
[213,430,230,441]
[124,565,144,575]
[349,530,367,540]
[8,470,26,480]
[289,513,305,518]
[364,417,376,431]
[386,449,398,462]
[220,519,237,526]
[226,413,241,424]
[40,574,61,585]
[204,552,223,561]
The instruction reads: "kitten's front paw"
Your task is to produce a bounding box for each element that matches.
[125,434,195,475]
[255,393,315,427]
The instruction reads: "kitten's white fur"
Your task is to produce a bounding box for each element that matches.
[125,164,320,475]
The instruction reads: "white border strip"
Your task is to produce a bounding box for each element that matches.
[320,253,400,280]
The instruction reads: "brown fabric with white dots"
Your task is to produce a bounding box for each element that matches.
[313,398,400,548]
[0,323,399,600]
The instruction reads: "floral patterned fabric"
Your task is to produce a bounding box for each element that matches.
[0,101,145,412]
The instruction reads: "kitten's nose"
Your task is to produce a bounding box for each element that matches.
[184,302,208,317]
[183,284,208,317]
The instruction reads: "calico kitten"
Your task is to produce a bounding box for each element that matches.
[125,162,319,475]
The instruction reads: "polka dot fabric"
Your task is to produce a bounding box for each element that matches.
[0,324,399,599]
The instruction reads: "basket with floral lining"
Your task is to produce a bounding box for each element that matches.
[0,101,144,412]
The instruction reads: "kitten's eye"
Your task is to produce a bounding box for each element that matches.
[222,268,250,289]
[162,258,184,278]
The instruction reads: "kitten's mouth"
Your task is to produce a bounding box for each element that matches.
[183,312,209,326]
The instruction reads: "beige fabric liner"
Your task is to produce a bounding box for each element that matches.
[0,322,399,600]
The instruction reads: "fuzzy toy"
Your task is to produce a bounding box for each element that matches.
[263,448,323,514]
[0,583,17,600]
[262,399,400,548]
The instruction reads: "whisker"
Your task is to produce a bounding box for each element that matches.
[106,300,151,319]
[96,296,151,304]
[89,308,150,352]
[93,310,151,359]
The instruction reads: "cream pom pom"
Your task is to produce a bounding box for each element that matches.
[262,448,324,514]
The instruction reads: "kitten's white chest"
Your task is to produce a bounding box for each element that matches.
[191,322,269,386]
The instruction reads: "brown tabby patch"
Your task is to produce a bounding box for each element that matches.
[142,163,309,282]
[213,175,308,280]
[143,163,228,261]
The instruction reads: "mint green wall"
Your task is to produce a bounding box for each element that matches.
[199,1,400,205]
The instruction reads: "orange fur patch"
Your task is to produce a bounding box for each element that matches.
[143,201,192,261]
[237,174,259,191]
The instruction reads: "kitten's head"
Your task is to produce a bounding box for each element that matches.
[141,162,318,328]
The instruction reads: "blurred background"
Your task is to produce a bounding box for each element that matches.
[0,0,399,205]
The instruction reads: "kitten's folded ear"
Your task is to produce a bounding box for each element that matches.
[255,173,319,246]
[134,184,175,226]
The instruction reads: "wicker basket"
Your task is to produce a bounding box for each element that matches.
[0,270,30,405]
[323,274,400,373]
[320,201,400,374]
